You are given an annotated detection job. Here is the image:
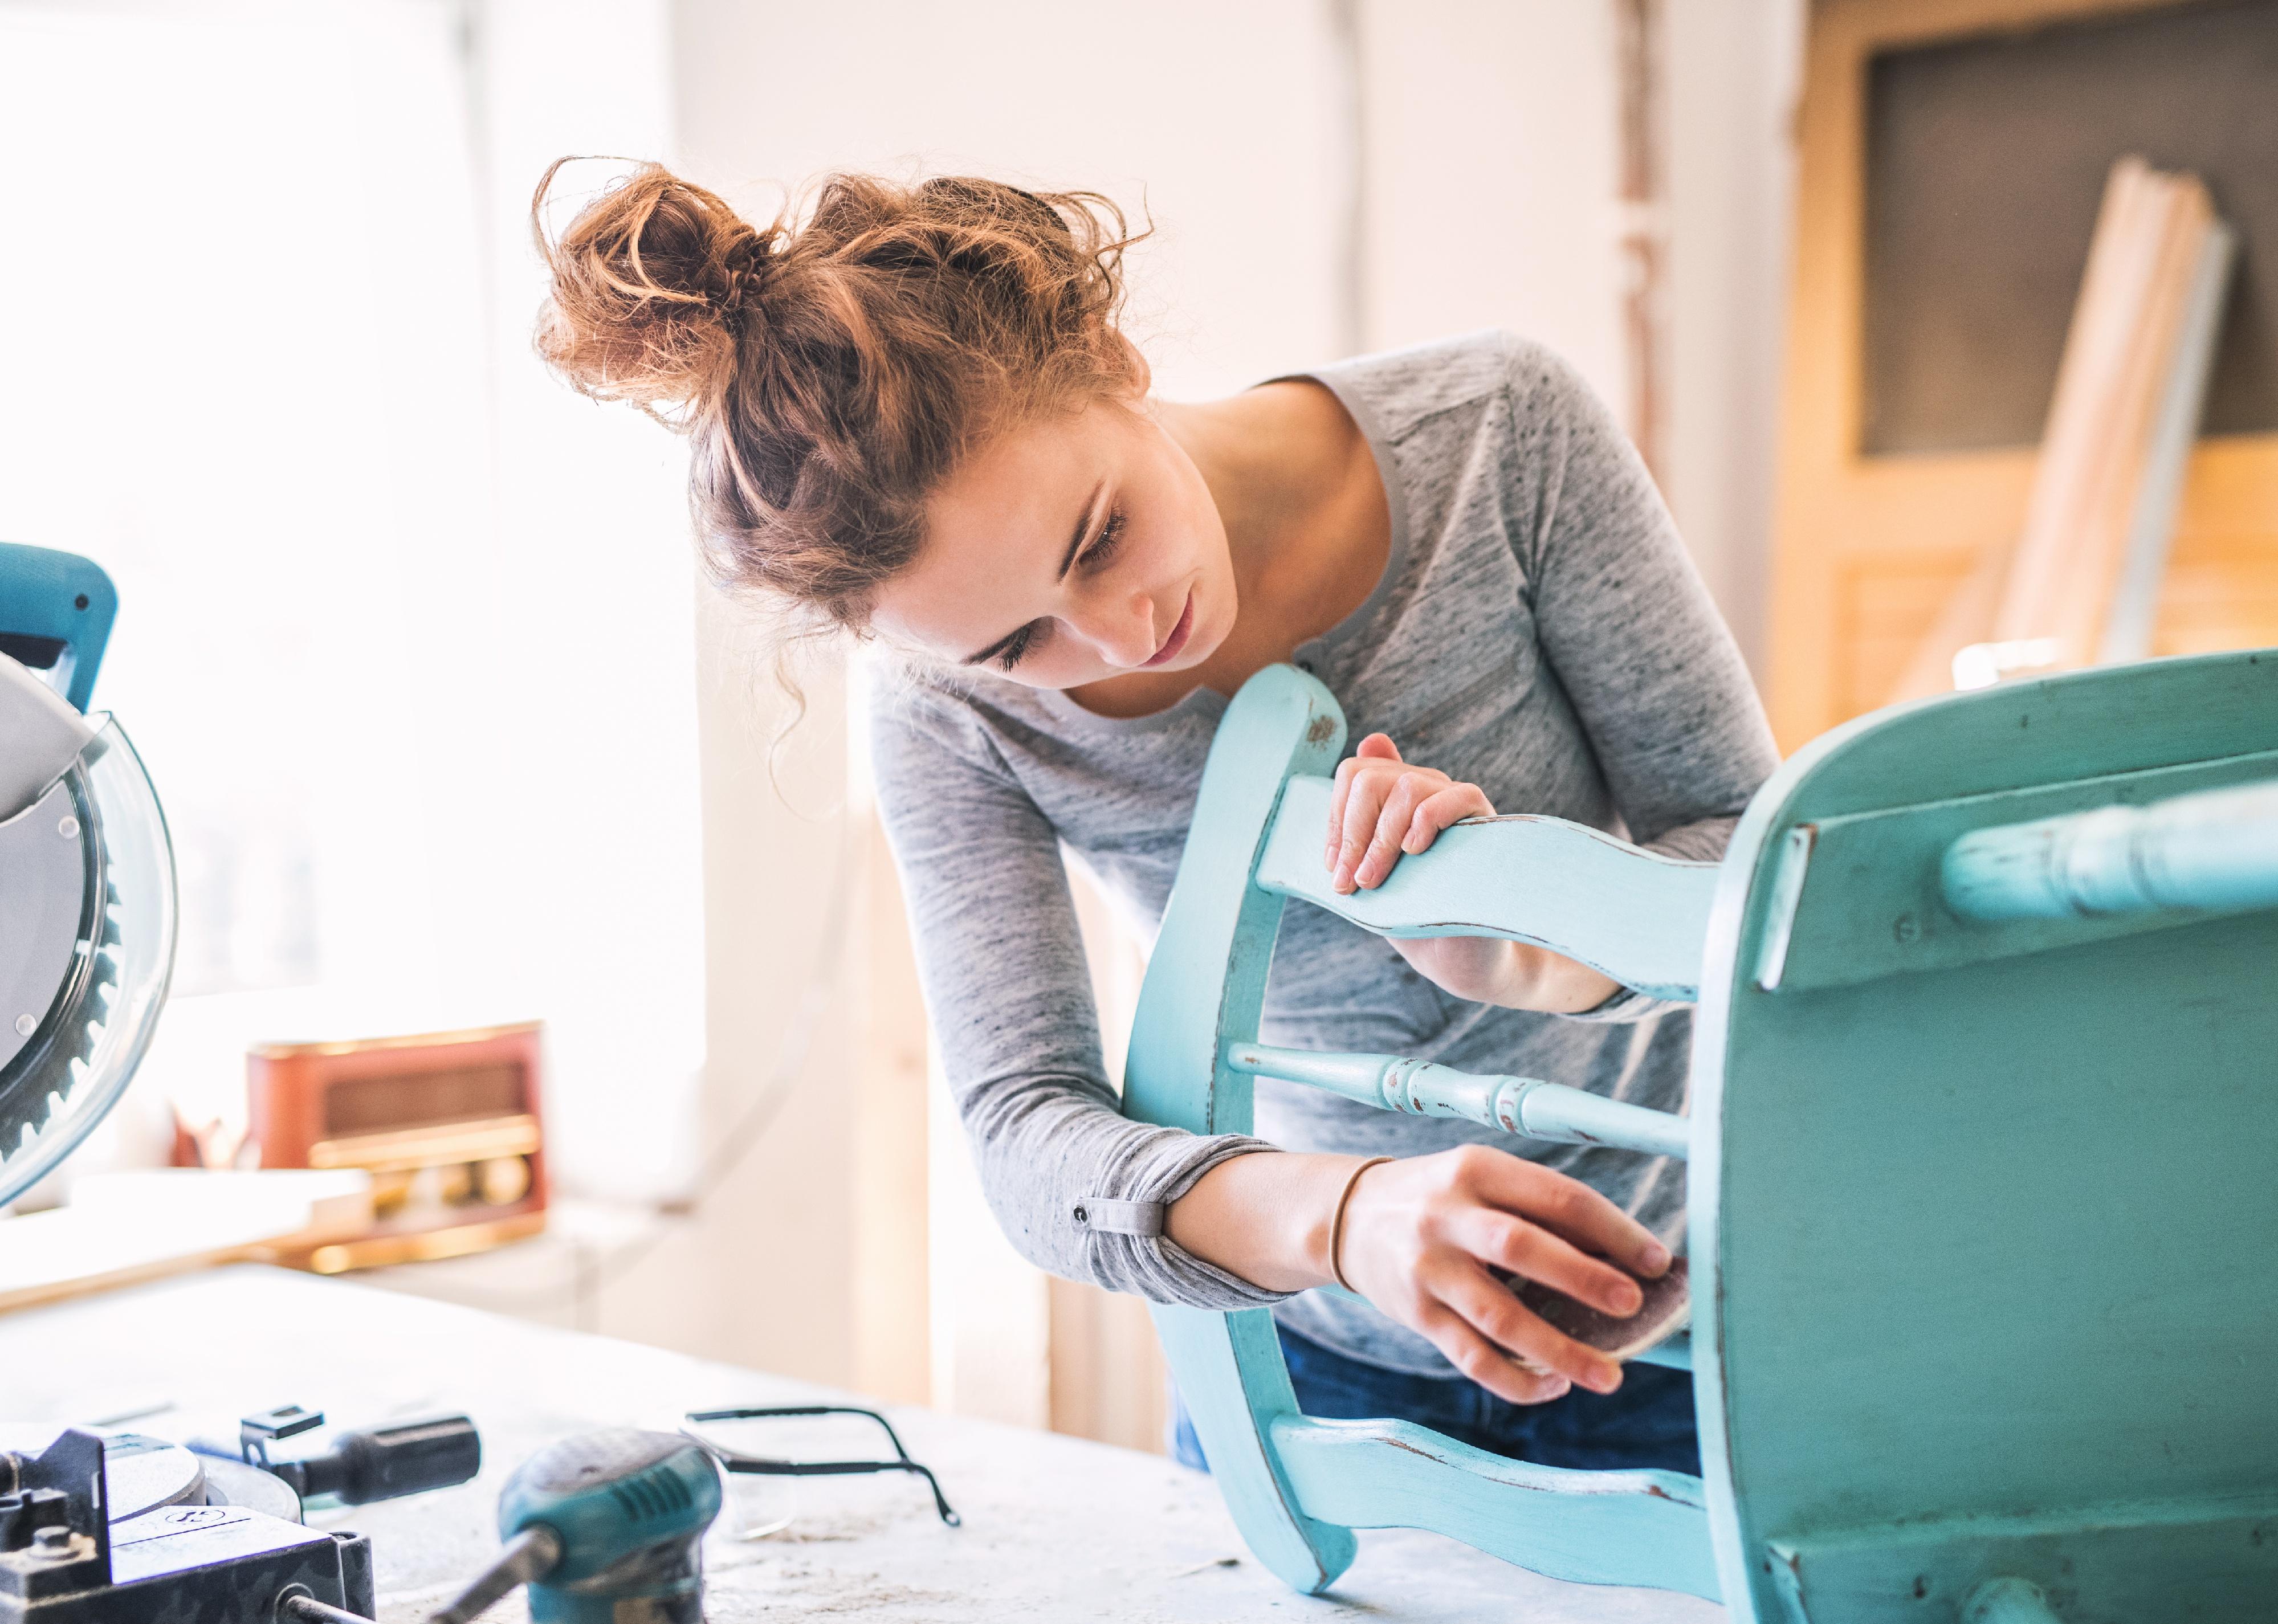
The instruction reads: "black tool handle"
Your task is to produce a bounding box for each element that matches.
[426,1525,563,1624]
[276,1416,481,1505]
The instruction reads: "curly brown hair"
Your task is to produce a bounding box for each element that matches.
[531,158,1148,634]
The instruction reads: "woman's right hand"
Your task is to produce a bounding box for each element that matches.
[1333,1145,1671,1405]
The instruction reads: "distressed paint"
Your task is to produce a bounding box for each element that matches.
[1942,776,2278,923]
[1225,1042,1690,1160]
[1765,745,2278,993]
[1693,648,2278,1624]
[1750,824,1815,991]
[1255,773,1715,1002]
[1766,1497,2278,1624]
[1133,651,2278,1622]
[1268,1415,1721,1600]
[1119,666,1356,1593]
[1960,1580,2062,1624]
[1127,666,1718,1599]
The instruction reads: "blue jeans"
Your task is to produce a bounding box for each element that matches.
[1169,1323,1700,1476]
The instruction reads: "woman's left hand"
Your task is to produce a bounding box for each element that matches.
[1323,734,1621,1014]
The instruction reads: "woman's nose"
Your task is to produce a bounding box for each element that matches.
[1071,587,1160,669]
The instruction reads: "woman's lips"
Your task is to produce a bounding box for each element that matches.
[1141,591,1196,668]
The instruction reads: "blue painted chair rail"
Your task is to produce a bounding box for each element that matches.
[1123,651,2278,1623]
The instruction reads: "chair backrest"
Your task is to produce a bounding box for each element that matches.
[1124,651,2278,1623]
[1119,664,1722,1601]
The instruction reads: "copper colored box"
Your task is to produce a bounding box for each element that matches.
[246,1021,548,1273]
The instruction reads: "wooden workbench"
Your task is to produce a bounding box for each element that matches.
[0,1266,1721,1622]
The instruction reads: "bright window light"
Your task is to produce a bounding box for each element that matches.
[0,1,704,1200]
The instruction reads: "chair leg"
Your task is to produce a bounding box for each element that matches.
[1153,1304,1357,1594]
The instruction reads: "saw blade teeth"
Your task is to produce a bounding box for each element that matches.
[2,1089,63,1162]
[0,1042,90,1149]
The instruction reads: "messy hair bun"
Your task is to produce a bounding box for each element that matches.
[531,158,1147,631]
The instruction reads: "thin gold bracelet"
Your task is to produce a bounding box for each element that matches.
[1329,1157,1393,1292]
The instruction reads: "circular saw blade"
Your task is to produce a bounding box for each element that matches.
[0,768,112,1165]
[0,719,174,1210]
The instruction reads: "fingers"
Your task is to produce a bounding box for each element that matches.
[1473,1154,1673,1282]
[1325,736,1401,871]
[1352,771,1442,889]
[1330,762,1401,892]
[1326,735,1495,893]
[1450,1208,1645,1320]
[1331,1146,1656,1405]
[1416,1304,1574,1406]
[1438,1263,1625,1396]
[1400,783,1495,856]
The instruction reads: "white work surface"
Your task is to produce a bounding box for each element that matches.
[0,1266,1722,1622]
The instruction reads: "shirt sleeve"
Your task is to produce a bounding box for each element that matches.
[866,670,1293,1309]
[1501,338,1780,1022]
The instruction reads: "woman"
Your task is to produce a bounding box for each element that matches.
[533,163,1777,1474]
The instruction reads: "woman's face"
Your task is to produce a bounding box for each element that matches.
[870,396,1237,689]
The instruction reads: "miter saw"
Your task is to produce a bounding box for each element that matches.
[0,542,173,1215]
[1,544,490,1622]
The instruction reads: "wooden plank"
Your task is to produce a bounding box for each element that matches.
[1988,157,2167,656]
[2100,220,2238,660]
[1768,0,2278,748]
[1912,157,2226,692]
[0,1169,373,1315]
[1993,166,2212,666]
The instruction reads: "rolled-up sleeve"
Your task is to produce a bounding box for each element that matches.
[867,675,1292,1309]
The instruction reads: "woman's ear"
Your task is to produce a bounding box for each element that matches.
[1115,330,1152,398]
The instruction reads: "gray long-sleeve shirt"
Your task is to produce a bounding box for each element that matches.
[868,332,1778,1376]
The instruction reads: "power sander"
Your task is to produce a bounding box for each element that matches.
[428,1432,722,1624]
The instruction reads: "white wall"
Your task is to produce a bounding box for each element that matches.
[1664,0,1804,674]
[471,0,708,1211]
[671,0,1351,401]
[1357,0,1629,414]
[1358,0,1800,671]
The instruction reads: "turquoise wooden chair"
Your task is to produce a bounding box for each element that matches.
[1122,648,2278,1624]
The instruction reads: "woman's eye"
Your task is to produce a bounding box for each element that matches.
[1078,508,1128,573]
[995,619,1045,671]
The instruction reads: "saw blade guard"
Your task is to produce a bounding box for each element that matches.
[0,717,177,1209]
